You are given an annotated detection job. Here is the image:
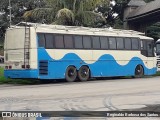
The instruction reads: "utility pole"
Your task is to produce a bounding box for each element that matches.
[9,0,12,27]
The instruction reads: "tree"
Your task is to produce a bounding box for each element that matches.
[93,0,128,28]
[0,0,40,46]
[147,22,160,41]
[23,0,107,27]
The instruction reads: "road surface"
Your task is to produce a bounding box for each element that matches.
[0,77,160,120]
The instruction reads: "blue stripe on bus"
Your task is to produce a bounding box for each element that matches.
[4,69,38,79]
[37,48,156,79]
[4,48,157,79]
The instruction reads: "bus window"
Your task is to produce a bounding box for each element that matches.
[109,37,116,49]
[74,35,83,49]
[55,35,64,48]
[117,37,124,49]
[64,35,73,49]
[45,34,54,49]
[83,36,92,49]
[141,40,147,56]
[92,36,100,49]
[132,38,139,50]
[147,41,154,57]
[124,38,131,50]
[141,40,147,50]
[156,43,160,55]
[38,33,45,47]
[100,36,108,49]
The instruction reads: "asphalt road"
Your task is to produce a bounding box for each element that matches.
[0,77,160,120]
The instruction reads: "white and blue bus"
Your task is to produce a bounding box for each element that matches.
[4,22,157,82]
[156,39,160,71]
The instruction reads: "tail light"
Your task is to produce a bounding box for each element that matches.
[22,65,30,69]
[5,66,8,69]
[26,65,30,69]
[22,65,25,68]
[9,66,12,69]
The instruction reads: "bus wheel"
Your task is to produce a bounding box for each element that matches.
[65,66,77,82]
[78,66,90,81]
[135,65,144,78]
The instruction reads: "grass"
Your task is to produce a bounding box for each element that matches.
[0,67,40,84]
[153,71,160,76]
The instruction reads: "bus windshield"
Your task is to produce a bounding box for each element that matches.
[156,43,160,55]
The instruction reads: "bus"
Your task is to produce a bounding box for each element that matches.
[156,39,160,71]
[4,22,157,82]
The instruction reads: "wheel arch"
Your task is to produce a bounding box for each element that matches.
[65,65,77,71]
[134,64,145,78]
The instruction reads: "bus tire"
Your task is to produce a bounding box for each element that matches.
[65,66,77,82]
[134,65,144,78]
[78,66,90,81]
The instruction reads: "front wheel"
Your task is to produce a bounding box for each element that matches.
[65,66,77,82]
[78,66,90,81]
[135,65,144,78]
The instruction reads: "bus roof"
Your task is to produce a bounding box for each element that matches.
[11,22,153,40]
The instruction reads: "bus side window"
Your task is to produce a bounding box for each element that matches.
[109,37,116,49]
[147,41,154,57]
[38,33,46,48]
[92,36,100,49]
[124,38,131,50]
[117,37,124,50]
[83,36,92,49]
[100,36,108,49]
[132,38,139,50]
[55,35,64,48]
[74,35,83,49]
[64,35,73,49]
[45,34,54,49]
[141,40,147,50]
[140,40,147,56]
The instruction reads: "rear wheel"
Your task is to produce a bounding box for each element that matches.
[135,65,144,78]
[65,66,77,82]
[78,66,90,81]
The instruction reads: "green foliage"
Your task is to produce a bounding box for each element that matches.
[54,8,75,25]
[0,0,41,45]
[147,22,160,41]
[76,11,106,27]
[83,0,108,11]
[23,0,108,27]
[114,19,123,29]
[24,8,55,23]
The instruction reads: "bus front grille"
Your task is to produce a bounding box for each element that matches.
[39,61,48,75]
